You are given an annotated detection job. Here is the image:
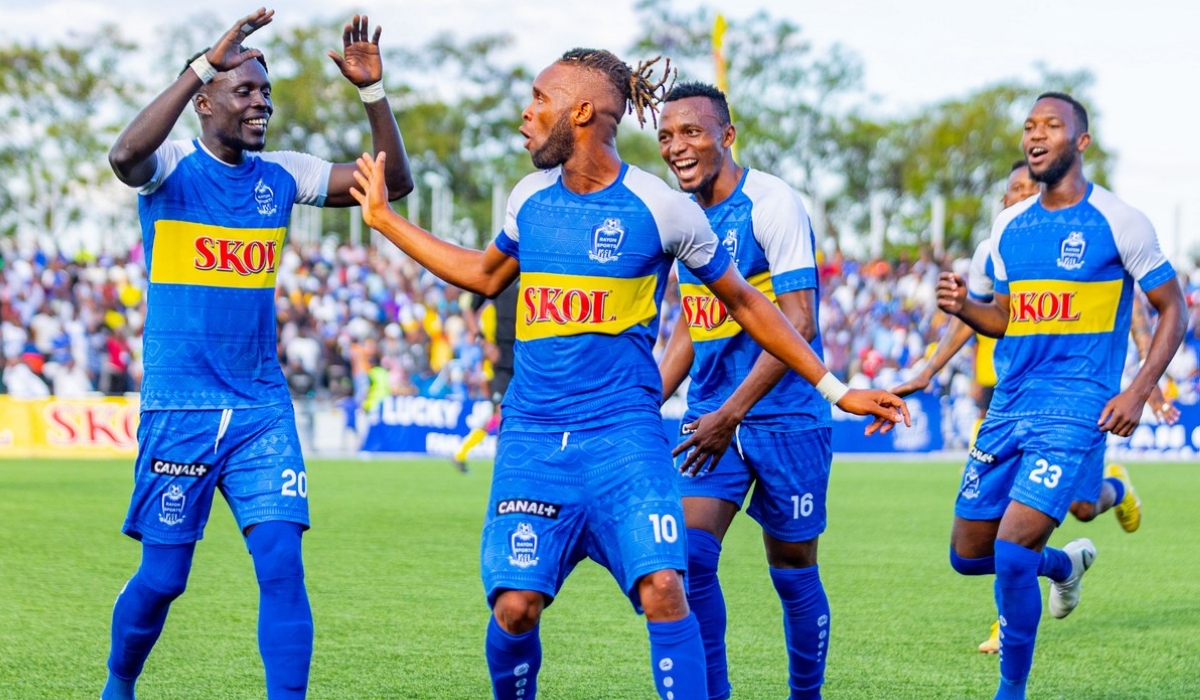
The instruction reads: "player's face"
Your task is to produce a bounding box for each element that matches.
[657,97,731,195]
[521,64,576,170]
[199,60,273,153]
[1002,166,1039,208]
[1022,98,1086,187]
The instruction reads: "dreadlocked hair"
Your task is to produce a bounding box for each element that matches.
[558,48,677,128]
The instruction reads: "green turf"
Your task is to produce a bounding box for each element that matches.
[1,457,1197,699]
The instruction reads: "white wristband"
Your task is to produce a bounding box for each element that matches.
[815,372,850,405]
[358,80,386,103]
[190,54,218,84]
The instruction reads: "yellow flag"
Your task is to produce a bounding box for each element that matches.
[712,13,735,158]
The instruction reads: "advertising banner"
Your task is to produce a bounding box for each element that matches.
[0,396,139,459]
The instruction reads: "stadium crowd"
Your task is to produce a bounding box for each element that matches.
[5,236,1200,414]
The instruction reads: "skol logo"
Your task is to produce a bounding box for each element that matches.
[523,286,616,325]
[194,237,278,276]
[682,294,730,331]
[1009,291,1082,324]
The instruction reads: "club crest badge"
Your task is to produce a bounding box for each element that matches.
[960,465,981,501]
[1057,231,1086,270]
[721,228,739,263]
[158,484,187,526]
[508,522,540,569]
[254,178,277,216]
[589,218,626,264]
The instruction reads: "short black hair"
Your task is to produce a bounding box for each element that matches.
[180,48,269,78]
[1010,159,1029,174]
[1035,91,1088,135]
[664,81,731,126]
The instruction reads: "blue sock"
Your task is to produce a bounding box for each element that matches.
[993,540,1043,700]
[104,542,195,700]
[770,565,831,700]
[248,522,312,700]
[647,613,708,700]
[1105,477,1126,506]
[685,528,729,700]
[485,615,541,700]
[1037,546,1072,582]
[949,548,996,576]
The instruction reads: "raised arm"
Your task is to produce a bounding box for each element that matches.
[324,15,413,206]
[705,267,909,431]
[108,9,275,186]
[351,152,517,296]
[1099,278,1187,436]
[936,272,1010,339]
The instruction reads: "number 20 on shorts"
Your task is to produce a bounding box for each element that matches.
[281,468,308,498]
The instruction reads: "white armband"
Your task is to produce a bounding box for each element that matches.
[190,54,218,84]
[358,80,386,104]
[815,372,850,405]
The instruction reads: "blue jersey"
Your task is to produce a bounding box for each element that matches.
[135,139,332,410]
[494,163,731,432]
[677,169,829,430]
[988,183,1174,421]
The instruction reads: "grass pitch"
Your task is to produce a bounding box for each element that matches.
[1,457,1198,699]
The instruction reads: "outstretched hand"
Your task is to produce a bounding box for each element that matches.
[890,369,932,399]
[349,151,391,229]
[328,15,383,86]
[836,389,911,436]
[207,8,274,72]
[672,410,739,477]
[1148,385,1180,425]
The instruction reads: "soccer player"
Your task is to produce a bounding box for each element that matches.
[350,49,908,700]
[898,161,1177,655]
[936,92,1185,700]
[103,9,413,700]
[654,81,834,700]
[452,278,519,473]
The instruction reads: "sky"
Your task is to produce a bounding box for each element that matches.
[4,0,1198,262]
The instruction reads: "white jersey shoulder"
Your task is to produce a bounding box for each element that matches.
[987,193,1040,283]
[967,238,995,300]
[137,139,195,196]
[1087,184,1169,286]
[256,151,333,206]
[501,168,561,242]
[137,139,333,207]
[622,165,720,270]
[742,169,815,276]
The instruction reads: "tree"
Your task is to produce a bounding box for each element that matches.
[0,26,143,252]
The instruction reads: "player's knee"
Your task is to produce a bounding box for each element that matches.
[247,521,306,585]
[638,569,689,622]
[1070,501,1098,522]
[949,547,995,576]
[136,543,194,600]
[493,590,544,634]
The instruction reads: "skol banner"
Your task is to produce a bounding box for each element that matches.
[0,396,139,459]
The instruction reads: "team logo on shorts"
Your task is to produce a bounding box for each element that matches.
[721,228,739,263]
[961,465,981,501]
[158,484,187,526]
[508,522,540,569]
[1057,231,1086,270]
[588,218,626,264]
[254,178,277,216]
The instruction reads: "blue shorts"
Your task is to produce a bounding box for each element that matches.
[480,420,685,612]
[123,405,310,544]
[955,415,1105,523]
[677,425,832,543]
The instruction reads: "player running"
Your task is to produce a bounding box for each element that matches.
[655,81,834,700]
[102,9,412,699]
[350,49,908,700]
[937,92,1185,700]
[898,160,1177,654]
